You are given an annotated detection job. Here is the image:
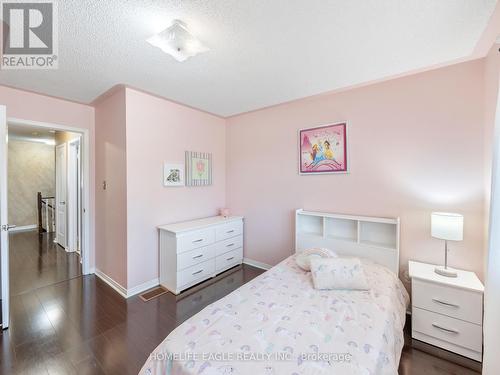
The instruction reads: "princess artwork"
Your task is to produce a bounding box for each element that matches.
[299,123,348,174]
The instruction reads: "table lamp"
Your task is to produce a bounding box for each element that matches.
[431,212,463,277]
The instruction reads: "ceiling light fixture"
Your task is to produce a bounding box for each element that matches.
[147,20,209,62]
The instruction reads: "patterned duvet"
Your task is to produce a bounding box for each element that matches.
[140,256,409,375]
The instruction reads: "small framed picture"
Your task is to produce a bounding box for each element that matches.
[299,122,349,174]
[185,151,212,186]
[163,163,184,187]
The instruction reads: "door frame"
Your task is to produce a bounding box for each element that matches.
[7,117,91,276]
[0,106,9,328]
[55,142,68,249]
[67,136,82,254]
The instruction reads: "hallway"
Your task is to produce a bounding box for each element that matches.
[9,231,82,296]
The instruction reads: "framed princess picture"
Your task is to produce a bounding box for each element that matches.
[299,122,349,174]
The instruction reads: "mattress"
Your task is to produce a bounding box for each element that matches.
[140,256,409,375]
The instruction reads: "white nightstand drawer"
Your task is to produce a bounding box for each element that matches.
[412,279,482,324]
[177,259,215,287]
[215,235,243,256]
[177,244,216,270]
[412,307,482,353]
[216,247,243,273]
[216,221,243,241]
[177,228,215,253]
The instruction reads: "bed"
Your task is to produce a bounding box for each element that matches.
[140,210,409,375]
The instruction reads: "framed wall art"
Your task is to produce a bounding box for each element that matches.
[163,163,184,187]
[299,122,348,175]
[185,151,212,186]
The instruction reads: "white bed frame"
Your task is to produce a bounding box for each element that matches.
[295,209,400,275]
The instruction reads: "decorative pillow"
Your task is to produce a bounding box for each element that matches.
[310,257,370,290]
[295,248,337,271]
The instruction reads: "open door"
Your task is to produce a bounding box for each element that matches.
[55,143,67,249]
[0,106,10,328]
[67,137,82,253]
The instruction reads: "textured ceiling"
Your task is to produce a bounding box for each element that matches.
[0,0,497,116]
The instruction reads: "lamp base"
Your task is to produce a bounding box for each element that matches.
[434,266,458,278]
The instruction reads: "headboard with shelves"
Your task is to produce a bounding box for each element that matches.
[295,209,400,275]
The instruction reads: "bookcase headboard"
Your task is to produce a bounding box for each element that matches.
[295,209,400,275]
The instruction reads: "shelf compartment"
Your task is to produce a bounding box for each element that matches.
[297,214,323,237]
[325,217,357,242]
[359,221,397,249]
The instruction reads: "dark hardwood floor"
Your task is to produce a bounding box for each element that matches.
[0,232,481,374]
[9,231,82,296]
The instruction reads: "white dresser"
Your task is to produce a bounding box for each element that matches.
[158,216,244,294]
[409,261,484,361]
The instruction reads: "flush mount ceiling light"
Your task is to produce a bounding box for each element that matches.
[147,20,209,62]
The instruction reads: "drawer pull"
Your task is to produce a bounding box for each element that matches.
[226,230,235,234]
[193,239,204,243]
[432,323,459,334]
[226,256,235,261]
[226,243,235,247]
[192,269,203,276]
[192,254,203,259]
[432,298,459,308]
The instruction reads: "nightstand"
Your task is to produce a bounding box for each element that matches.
[408,260,484,362]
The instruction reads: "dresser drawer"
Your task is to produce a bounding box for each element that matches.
[412,307,482,353]
[216,247,243,273]
[412,279,482,324]
[177,228,215,253]
[215,235,243,256]
[177,259,215,287]
[216,221,243,241]
[177,244,216,270]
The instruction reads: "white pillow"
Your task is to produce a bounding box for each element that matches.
[295,248,337,271]
[310,257,369,290]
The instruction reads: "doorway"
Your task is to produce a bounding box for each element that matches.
[0,113,91,329]
[7,125,83,295]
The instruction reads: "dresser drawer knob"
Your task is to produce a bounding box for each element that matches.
[226,230,235,234]
[226,243,234,248]
[192,254,203,259]
[432,298,459,308]
[431,323,459,334]
[193,239,204,243]
[226,256,234,261]
[192,269,203,275]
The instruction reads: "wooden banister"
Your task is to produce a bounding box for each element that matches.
[37,192,43,234]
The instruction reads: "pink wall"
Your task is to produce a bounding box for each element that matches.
[0,85,96,268]
[227,60,487,282]
[125,88,226,288]
[94,89,128,287]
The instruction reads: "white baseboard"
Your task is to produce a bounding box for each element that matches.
[127,278,159,297]
[10,224,37,233]
[94,269,127,298]
[94,269,159,298]
[243,257,272,270]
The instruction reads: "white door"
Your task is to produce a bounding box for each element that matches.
[67,138,81,253]
[0,106,10,328]
[55,143,67,248]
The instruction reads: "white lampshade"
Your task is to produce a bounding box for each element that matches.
[431,212,463,241]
